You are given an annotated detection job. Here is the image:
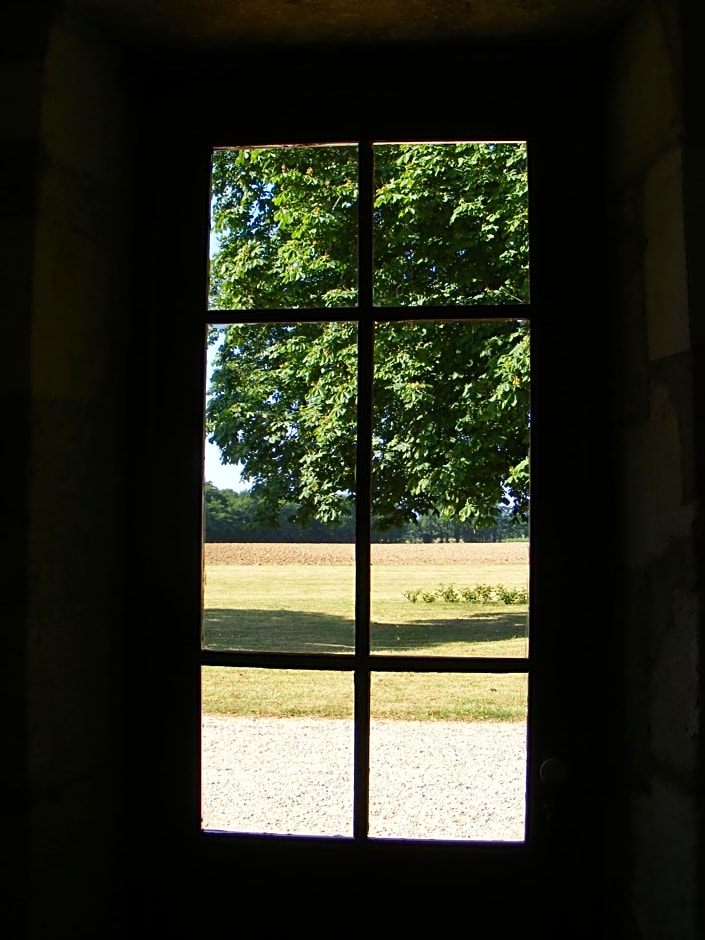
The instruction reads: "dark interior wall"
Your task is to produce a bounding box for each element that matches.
[4,3,137,935]
[4,0,703,936]
[604,1,703,936]
[2,3,51,931]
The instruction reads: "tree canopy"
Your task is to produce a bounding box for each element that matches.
[206,142,530,530]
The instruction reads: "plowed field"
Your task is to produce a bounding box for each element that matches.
[204,541,528,566]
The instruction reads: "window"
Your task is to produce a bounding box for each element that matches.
[137,50,604,924]
[200,141,532,842]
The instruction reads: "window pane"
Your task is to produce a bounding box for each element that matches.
[209,145,358,309]
[202,545,355,653]
[202,667,354,836]
[369,673,528,841]
[373,142,529,306]
[370,543,529,658]
[370,320,530,656]
[203,322,358,653]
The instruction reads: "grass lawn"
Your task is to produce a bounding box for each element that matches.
[202,549,529,721]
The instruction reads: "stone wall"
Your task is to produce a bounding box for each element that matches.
[605,1,703,935]
[3,3,136,935]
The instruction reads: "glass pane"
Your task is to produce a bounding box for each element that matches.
[209,145,358,309]
[370,320,530,657]
[369,673,528,841]
[202,549,355,653]
[202,667,354,836]
[373,142,529,306]
[203,323,358,654]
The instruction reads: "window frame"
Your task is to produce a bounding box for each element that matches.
[135,49,606,909]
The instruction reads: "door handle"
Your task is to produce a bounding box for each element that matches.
[539,757,568,787]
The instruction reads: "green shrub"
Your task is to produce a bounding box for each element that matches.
[403,582,528,606]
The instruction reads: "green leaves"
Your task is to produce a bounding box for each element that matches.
[209,146,358,309]
[207,142,530,530]
[373,143,529,306]
[207,320,359,526]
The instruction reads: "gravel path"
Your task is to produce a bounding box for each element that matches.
[202,716,527,842]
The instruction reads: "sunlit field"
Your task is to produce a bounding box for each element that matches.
[202,541,529,721]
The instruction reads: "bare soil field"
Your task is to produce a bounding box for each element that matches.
[205,541,528,566]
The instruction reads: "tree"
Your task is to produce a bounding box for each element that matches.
[207,143,530,531]
[204,482,358,543]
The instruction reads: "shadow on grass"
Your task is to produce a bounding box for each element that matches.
[203,607,527,654]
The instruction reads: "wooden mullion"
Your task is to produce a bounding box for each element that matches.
[366,655,530,673]
[200,649,356,670]
[200,650,529,673]
[205,308,358,326]
[205,304,533,326]
[353,140,375,840]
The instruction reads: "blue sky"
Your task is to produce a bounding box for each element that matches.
[204,438,245,490]
[203,331,247,490]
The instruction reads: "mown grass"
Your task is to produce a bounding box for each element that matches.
[202,667,527,721]
[202,560,529,721]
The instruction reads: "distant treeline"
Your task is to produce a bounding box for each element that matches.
[204,482,528,544]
